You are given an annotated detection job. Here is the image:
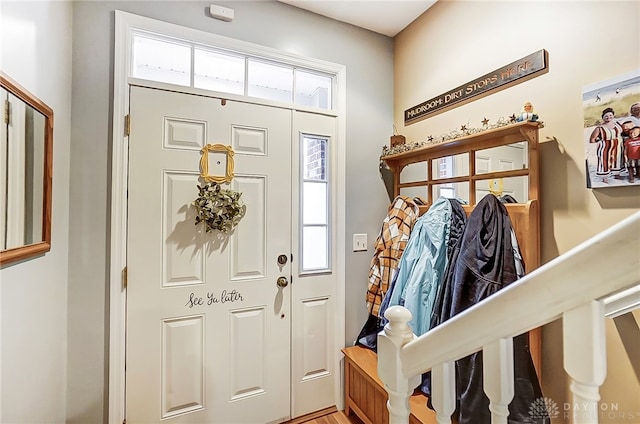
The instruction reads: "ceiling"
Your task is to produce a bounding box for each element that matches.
[277,1,437,37]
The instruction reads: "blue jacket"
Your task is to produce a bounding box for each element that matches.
[384,196,452,336]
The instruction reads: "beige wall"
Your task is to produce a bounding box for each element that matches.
[394,0,639,421]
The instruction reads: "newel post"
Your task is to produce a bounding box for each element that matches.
[378,305,420,424]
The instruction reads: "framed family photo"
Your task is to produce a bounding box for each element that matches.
[583,69,640,188]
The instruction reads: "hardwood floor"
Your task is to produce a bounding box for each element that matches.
[299,411,363,424]
[284,407,364,424]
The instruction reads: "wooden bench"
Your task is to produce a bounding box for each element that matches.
[342,345,438,424]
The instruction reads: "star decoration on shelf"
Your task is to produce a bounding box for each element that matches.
[380,114,539,158]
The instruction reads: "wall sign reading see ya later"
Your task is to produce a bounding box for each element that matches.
[404,50,548,124]
[185,290,244,308]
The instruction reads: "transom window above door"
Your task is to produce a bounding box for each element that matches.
[132,32,333,110]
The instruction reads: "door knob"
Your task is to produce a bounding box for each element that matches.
[276,276,289,288]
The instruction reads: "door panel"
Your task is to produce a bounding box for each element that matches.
[163,172,204,287]
[229,306,267,399]
[232,126,268,155]
[230,175,266,280]
[300,297,331,380]
[127,86,292,423]
[161,315,205,418]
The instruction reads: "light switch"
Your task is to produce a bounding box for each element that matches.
[353,234,367,252]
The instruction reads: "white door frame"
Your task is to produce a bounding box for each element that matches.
[108,11,346,424]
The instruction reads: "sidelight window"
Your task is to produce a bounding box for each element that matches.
[300,134,330,273]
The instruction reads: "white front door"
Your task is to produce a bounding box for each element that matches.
[127,86,292,423]
[126,86,335,423]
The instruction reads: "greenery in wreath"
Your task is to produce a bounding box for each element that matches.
[193,181,246,233]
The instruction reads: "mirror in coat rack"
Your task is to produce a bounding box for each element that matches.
[399,141,530,204]
[0,71,53,266]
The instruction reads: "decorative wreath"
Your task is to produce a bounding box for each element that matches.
[193,182,246,233]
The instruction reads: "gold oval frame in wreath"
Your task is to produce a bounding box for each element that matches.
[200,144,235,184]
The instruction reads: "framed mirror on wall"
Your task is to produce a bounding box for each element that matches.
[0,71,53,266]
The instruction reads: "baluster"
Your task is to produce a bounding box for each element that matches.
[378,305,420,424]
[563,300,606,424]
[431,361,455,424]
[483,337,514,424]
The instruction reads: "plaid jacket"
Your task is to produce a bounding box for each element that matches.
[366,196,420,317]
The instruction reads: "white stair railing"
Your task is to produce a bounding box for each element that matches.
[378,211,640,424]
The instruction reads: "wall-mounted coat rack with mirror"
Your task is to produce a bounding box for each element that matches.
[0,71,53,266]
[382,121,541,206]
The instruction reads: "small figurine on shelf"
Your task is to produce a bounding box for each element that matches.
[516,101,539,122]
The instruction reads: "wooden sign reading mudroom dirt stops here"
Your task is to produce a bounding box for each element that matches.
[404,49,548,124]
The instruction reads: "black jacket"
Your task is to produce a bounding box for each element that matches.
[436,195,545,424]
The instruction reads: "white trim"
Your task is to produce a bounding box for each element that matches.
[109,10,347,422]
[108,11,129,424]
[128,77,339,118]
[334,65,347,411]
